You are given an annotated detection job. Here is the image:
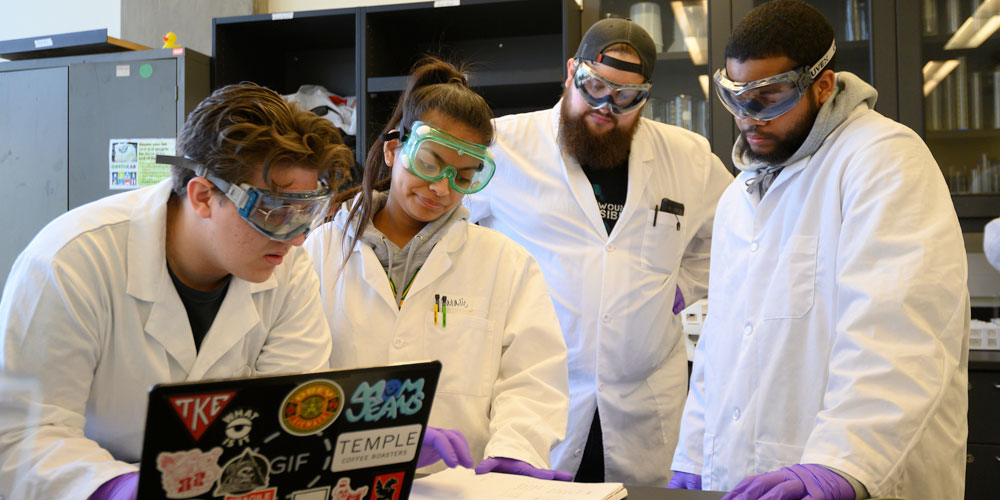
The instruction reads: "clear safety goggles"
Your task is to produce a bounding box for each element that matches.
[391,121,496,194]
[713,40,836,121]
[573,60,652,115]
[157,155,333,241]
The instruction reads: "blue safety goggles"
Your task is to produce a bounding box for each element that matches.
[714,40,836,121]
[157,155,333,241]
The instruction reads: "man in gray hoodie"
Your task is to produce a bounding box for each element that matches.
[669,1,969,499]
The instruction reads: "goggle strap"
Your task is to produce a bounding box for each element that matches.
[226,182,252,214]
[592,54,646,79]
[807,40,837,80]
[382,129,402,142]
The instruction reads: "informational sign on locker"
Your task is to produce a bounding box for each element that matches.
[109,138,175,189]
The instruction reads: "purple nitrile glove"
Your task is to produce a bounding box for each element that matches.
[672,286,686,314]
[89,472,138,500]
[667,471,702,490]
[475,457,574,481]
[417,427,474,468]
[721,464,854,500]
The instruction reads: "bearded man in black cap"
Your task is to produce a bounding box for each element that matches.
[464,18,732,486]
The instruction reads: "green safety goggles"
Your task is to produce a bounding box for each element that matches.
[389,120,496,194]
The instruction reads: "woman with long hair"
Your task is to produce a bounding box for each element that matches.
[303,57,572,479]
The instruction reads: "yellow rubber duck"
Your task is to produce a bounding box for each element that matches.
[162,32,178,49]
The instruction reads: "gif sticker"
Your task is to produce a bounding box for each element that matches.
[331,424,422,471]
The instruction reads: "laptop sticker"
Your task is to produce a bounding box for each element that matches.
[370,471,406,500]
[222,409,259,447]
[155,447,223,498]
[214,448,271,496]
[280,379,345,436]
[223,486,277,500]
[331,477,369,500]
[289,486,331,500]
[168,391,236,440]
[345,378,425,423]
[331,424,422,472]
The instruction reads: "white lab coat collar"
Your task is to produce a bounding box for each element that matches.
[548,102,654,240]
[356,219,467,313]
[124,180,276,377]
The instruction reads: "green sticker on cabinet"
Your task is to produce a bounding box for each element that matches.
[139,64,153,78]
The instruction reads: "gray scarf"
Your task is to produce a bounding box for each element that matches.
[733,72,878,196]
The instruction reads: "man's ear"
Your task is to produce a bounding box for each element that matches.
[186,177,217,218]
[814,69,836,105]
[564,58,575,88]
[383,137,399,167]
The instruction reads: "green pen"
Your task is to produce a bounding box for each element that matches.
[442,295,447,327]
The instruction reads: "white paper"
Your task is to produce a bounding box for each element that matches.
[272,12,294,20]
[409,468,627,500]
[434,0,461,6]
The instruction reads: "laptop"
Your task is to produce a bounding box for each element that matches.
[136,361,441,500]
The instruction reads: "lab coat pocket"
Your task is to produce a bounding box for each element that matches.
[424,313,497,397]
[762,235,817,320]
[641,208,684,274]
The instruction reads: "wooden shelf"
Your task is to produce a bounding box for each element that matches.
[0,29,149,60]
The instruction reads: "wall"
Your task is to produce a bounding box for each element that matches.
[122,0,254,58]
[0,0,121,61]
[0,0,122,40]
[0,0,254,62]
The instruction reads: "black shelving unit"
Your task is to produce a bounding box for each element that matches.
[213,0,580,168]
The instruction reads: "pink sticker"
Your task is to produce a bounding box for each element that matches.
[156,447,224,498]
[225,487,277,500]
[332,477,369,500]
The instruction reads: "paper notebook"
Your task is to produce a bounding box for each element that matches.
[408,467,628,500]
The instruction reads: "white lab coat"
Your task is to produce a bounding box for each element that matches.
[671,105,969,499]
[985,217,1000,272]
[0,180,332,499]
[464,103,733,485]
[302,210,569,470]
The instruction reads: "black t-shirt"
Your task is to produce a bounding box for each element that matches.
[168,263,231,352]
[580,160,629,234]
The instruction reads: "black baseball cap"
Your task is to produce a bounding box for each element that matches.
[574,17,656,81]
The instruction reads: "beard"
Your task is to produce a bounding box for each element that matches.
[742,96,821,165]
[559,88,641,169]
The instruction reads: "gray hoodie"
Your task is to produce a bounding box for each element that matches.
[334,191,468,307]
[733,72,879,196]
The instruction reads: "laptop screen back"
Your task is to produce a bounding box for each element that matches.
[136,361,441,500]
